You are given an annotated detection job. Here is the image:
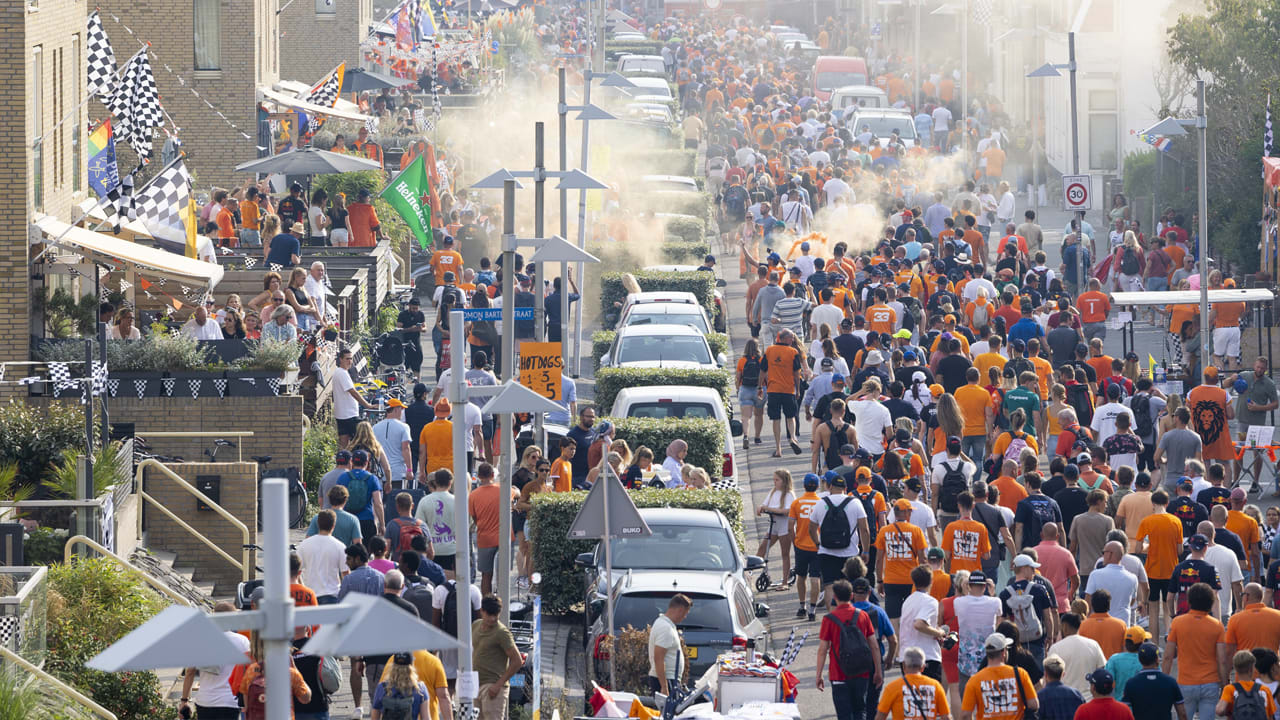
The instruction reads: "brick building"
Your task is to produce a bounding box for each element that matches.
[99,0,280,187]
[0,0,89,379]
[279,0,374,82]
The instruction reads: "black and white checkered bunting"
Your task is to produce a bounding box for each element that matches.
[86,11,118,101]
[188,379,202,399]
[214,379,227,398]
[134,379,148,399]
[107,379,121,397]
[267,378,281,396]
[108,52,164,160]
[161,377,175,396]
[91,361,109,396]
[48,363,74,397]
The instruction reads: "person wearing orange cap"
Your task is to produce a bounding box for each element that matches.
[876,498,929,631]
[417,399,454,483]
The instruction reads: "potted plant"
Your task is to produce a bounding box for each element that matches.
[105,337,166,398]
[148,332,224,398]
[230,339,301,397]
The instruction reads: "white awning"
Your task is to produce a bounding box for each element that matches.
[76,198,154,240]
[258,86,372,122]
[1112,289,1275,307]
[274,81,364,114]
[33,214,224,289]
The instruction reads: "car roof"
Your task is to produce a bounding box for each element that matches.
[628,76,671,89]
[615,323,703,338]
[625,303,703,314]
[625,291,699,302]
[619,570,734,594]
[853,108,913,118]
[637,506,729,527]
[642,174,697,184]
[614,385,723,402]
[833,84,887,95]
[617,54,661,60]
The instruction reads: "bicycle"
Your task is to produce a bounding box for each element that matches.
[236,542,298,609]
[250,454,308,531]
[203,438,237,462]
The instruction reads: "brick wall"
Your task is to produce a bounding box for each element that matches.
[100,0,279,187]
[279,0,372,81]
[142,461,256,592]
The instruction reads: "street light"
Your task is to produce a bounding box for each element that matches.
[1026,33,1084,293]
[1139,79,1210,366]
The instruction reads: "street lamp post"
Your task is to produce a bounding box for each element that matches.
[1028,33,1083,291]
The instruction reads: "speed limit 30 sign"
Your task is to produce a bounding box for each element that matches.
[1063,174,1092,211]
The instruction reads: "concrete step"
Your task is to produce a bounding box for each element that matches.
[128,547,217,610]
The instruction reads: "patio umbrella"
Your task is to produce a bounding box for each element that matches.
[234,148,383,176]
[343,67,413,93]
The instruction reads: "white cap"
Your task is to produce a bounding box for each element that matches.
[1012,554,1041,569]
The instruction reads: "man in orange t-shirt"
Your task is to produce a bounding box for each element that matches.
[1187,368,1235,465]
[1162,583,1226,693]
[1077,279,1112,341]
[875,499,928,622]
[866,298,897,334]
[1085,339,1114,385]
[1135,491,1184,641]
[1078,592,1128,657]
[790,474,824,613]
[429,235,465,286]
[762,333,803,456]
[942,491,991,573]
[548,437,576,492]
[468,462,512,596]
[216,197,239,247]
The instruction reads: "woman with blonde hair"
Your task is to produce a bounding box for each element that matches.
[1046,383,1068,452]
[1122,353,1141,383]
[248,268,283,314]
[370,653,430,720]
[685,466,712,489]
[756,469,794,583]
[1113,229,1145,292]
[287,267,322,330]
[609,438,632,469]
[352,421,394,484]
[931,391,964,457]
[808,322,833,363]
[586,452,627,487]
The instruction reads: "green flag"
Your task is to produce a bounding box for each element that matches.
[380,154,433,250]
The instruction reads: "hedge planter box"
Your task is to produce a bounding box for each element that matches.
[165,370,227,399]
[109,371,167,399]
[228,368,299,397]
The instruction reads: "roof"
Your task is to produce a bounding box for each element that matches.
[614,385,723,402]
[615,323,704,337]
[833,84,888,95]
[1111,288,1274,306]
[619,570,732,594]
[258,86,372,122]
[625,291,700,303]
[636,507,728,527]
[33,214,224,288]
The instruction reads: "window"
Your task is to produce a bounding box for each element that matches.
[194,0,221,70]
[1088,89,1118,170]
[32,46,42,211]
[54,46,62,188]
[316,0,335,14]
[72,34,80,192]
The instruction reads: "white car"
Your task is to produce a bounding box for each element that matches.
[849,109,919,148]
[622,102,674,124]
[623,76,673,100]
[612,385,744,487]
[640,266,728,332]
[640,174,699,193]
[831,84,890,110]
[601,324,725,369]
[618,301,713,334]
[617,54,665,75]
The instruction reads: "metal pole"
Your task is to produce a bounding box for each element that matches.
[1030,72,1039,219]
[559,68,571,373]
[84,338,94,456]
[573,73,594,378]
[98,321,109,446]
[961,0,969,158]
[500,180,517,624]
[1196,79,1210,365]
[913,0,920,111]
[602,462,616,691]
[1068,32,1085,294]
[261,478,294,720]
[449,310,475,712]
[533,122,546,451]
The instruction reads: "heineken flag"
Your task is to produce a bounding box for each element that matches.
[380,154,433,250]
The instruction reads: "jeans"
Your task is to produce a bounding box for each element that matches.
[1181,682,1220,720]
[1083,322,1107,343]
[317,595,338,605]
[962,436,987,466]
[1147,277,1169,292]
[831,676,871,720]
[296,713,330,720]
[864,676,882,720]
[1026,637,1045,666]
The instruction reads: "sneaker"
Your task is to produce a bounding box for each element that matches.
[807,610,816,622]
[795,607,807,618]
[352,708,365,719]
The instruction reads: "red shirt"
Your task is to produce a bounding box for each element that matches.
[820,603,876,682]
[1074,697,1134,720]
[994,305,1023,330]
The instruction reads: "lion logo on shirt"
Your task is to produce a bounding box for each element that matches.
[1191,398,1227,444]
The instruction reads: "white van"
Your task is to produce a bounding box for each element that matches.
[610,385,743,488]
[831,84,889,111]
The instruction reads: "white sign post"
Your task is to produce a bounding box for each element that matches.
[1063,174,1092,211]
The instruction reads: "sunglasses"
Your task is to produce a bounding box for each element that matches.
[272,297,285,302]
[537,466,550,472]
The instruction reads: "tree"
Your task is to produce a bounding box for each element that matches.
[1167,0,1280,272]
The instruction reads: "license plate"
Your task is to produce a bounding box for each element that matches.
[686,646,698,660]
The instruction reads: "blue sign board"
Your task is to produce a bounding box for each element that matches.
[460,307,533,321]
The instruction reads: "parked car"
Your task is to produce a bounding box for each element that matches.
[640,175,700,193]
[601,324,725,369]
[849,108,919,147]
[617,54,665,75]
[640,267,728,332]
[831,84,890,110]
[619,301,713,334]
[622,76,673,100]
[812,55,869,102]
[611,385,743,487]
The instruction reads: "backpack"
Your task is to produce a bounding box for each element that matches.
[319,655,342,695]
[1132,394,1153,437]
[1066,383,1094,427]
[1032,266,1050,289]
[1006,584,1044,641]
[724,186,748,219]
[938,461,969,514]
[970,301,991,330]
[403,582,435,620]
[1102,376,1131,399]
[343,470,372,515]
[1121,247,1140,275]
[1003,432,1030,463]
[819,496,855,550]
[244,668,268,720]
[441,581,477,638]
[835,608,876,679]
[380,688,419,720]
[854,488,881,535]
[391,517,427,554]
[1231,683,1270,720]
[741,356,762,387]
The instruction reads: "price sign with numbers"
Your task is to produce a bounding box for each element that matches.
[519,342,563,401]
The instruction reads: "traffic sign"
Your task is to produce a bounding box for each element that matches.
[871,22,882,40]
[519,342,563,401]
[461,307,533,322]
[1063,174,1092,211]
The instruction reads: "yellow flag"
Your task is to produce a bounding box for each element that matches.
[185,196,198,259]
[1148,354,1156,379]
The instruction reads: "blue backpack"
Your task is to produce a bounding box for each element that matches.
[342,469,374,515]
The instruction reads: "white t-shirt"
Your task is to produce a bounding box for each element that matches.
[849,399,893,454]
[807,492,869,557]
[648,614,683,681]
[794,254,816,281]
[908,500,937,534]
[415,491,456,555]
[1090,402,1135,445]
[1203,544,1243,616]
[182,317,224,340]
[333,366,358,420]
[810,303,846,335]
[196,235,218,264]
[308,205,328,238]
[954,594,1002,639]
[1047,634,1107,697]
[461,403,482,452]
[1084,563,1139,624]
[898,591,941,662]
[823,178,852,205]
[764,490,796,536]
[931,106,952,132]
[374,418,412,479]
[297,533,347,597]
[196,631,251,709]
[930,457,976,489]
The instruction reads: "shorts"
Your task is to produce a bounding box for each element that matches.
[767,392,799,420]
[239,229,261,247]
[884,583,913,617]
[477,546,498,574]
[922,661,943,684]
[330,229,349,246]
[1213,326,1241,358]
[513,512,527,535]
[739,386,762,408]
[1147,277,1169,292]
[1148,577,1171,601]
[795,547,820,578]
[819,553,848,585]
[336,416,360,437]
[435,553,456,571]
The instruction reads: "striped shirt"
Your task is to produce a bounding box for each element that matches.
[771,297,811,335]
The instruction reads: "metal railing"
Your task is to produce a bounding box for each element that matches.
[135,459,252,583]
[62,535,192,608]
[135,430,256,463]
[0,645,117,720]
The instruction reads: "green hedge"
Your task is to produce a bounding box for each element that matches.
[634,191,716,225]
[662,216,706,244]
[605,41,663,58]
[600,270,716,329]
[661,241,711,263]
[592,331,728,370]
[528,488,746,614]
[595,367,733,412]
[606,416,725,480]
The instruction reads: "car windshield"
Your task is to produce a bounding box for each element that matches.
[621,57,665,74]
[817,71,867,92]
[611,592,734,633]
[642,180,697,192]
[608,525,737,570]
[629,83,672,99]
[855,116,917,139]
[626,401,717,420]
[617,335,712,364]
[625,308,709,333]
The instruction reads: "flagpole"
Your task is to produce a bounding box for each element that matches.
[30,45,147,152]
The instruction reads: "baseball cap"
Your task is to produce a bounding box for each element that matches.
[946,435,962,453]
[943,314,957,323]
[1010,338,1026,352]
[1138,642,1159,664]
[801,241,811,251]
[1064,463,1080,480]
[443,271,457,282]
[767,252,783,264]
[821,357,835,368]
[854,448,872,461]
[1230,487,1247,501]
[905,477,924,492]
[832,373,846,384]
[335,449,351,463]
[828,474,847,488]
[930,384,945,397]
[1076,453,1093,465]
[1178,477,1193,489]
[1012,554,1041,568]
[893,498,913,512]
[386,398,406,409]
[824,470,841,483]
[1125,626,1150,644]
[351,448,370,465]
[393,652,413,666]
[984,633,1013,652]
[968,571,987,585]
[841,317,854,328]
[408,297,421,306]
[894,329,913,339]
[1205,366,1219,379]
[1188,533,1208,551]
[442,235,455,245]
[903,350,917,361]
[895,428,912,446]
[803,472,821,490]
[839,443,858,457]
[1086,669,1114,693]
[851,577,872,593]
[1107,382,1122,399]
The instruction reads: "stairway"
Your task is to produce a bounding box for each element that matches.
[128,547,218,610]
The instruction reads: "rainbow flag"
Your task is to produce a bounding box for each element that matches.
[1138,132,1171,152]
[87,119,121,201]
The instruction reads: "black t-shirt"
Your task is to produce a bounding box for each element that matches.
[1168,497,1209,537]
[1264,559,1280,608]
[292,638,329,713]
[1171,558,1221,615]
[895,365,936,389]
[814,390,853,424]
[1042,474,1067,500]
[1014,494,1064,550]
[834,333,865,369]
[1052,487,1088,534]
[1195,487,1231,511]
[973,502,1009,561]
[278,196,307,227]
[1215,528,1247,564]
[883,398,919,424]
[1008,646,1044,684]
[1046,326,1079,367]
[1070,360,1098,385]
[936,355,973,394]
[999,578,1054,625]
[397,309,426,332]
[1122,668,1185,720]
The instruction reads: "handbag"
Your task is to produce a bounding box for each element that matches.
[1014,665,1039,720]
[900,664,931,719]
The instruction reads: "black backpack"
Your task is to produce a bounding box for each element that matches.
[938,461,968,514]
[854,487,881,535]
[741,357,762,387]
[1121,247,1140,275]
[1066,383,1094,427]
[440,581,476,638]
[1231,682,1269,720]
[819,496,854,550]
[1132,393,1153,438]
[835,608,876,678]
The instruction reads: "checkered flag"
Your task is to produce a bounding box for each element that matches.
[86,11,118,101]
[107,379,120,397]
[973,0,994,25]
[365,115,381,135]
[134,379,148,399]
[267,378,281,396]
[91,361,109,396]
[108,52,164,161]
[133,156,193,245]
[301,63,345,139]
[48,362,75,396]
[270,263,283,272]
[214,379,227,398]
[18,377,41,386]
[162,377,175,397]
[244,257,257,270]
[188,379,202,399]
